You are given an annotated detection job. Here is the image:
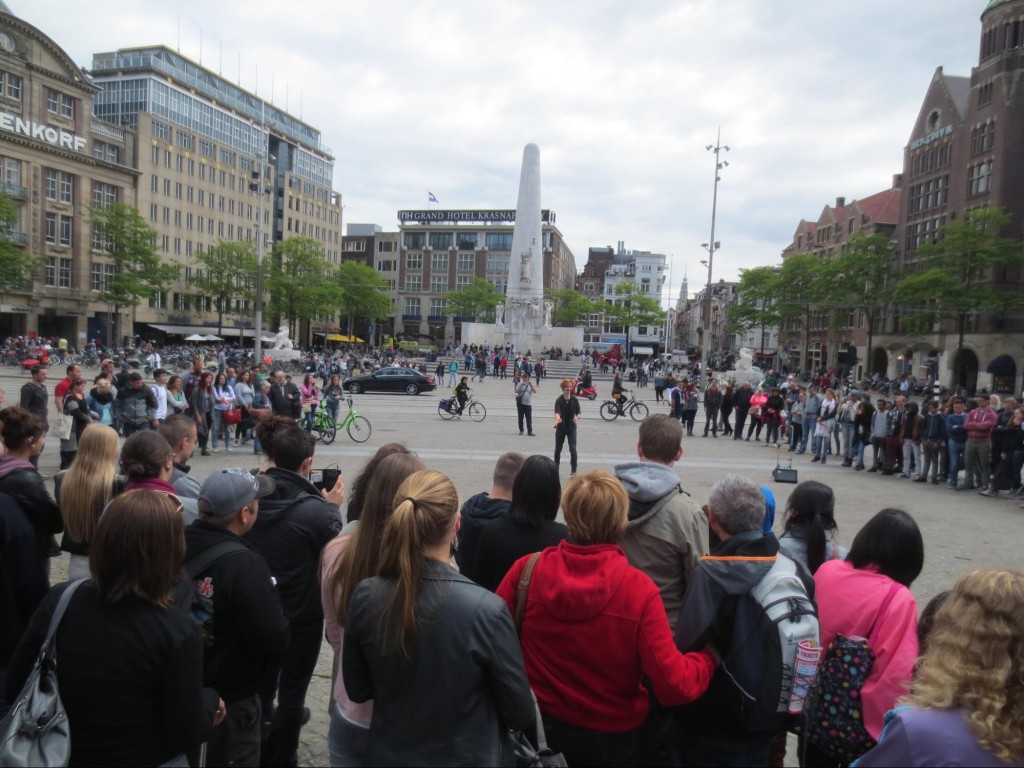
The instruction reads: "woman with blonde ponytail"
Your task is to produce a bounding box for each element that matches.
[342,469,534,766]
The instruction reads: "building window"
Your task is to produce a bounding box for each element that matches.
[45,257,72,288]
[343,239,366,252]
[0,71,22,100]
[486,253,510,272]
[403,232,426,249]
[978,81,993,107]
[45,213,72,246]
[47,89,74,118]
[456,232,478,250]
[968,161,992,196]
[457,253,475,271]
[152,120,171,141]
[583,281,595,292]
[405,275,422,292]
[431,252,448,271]
[430,298,447,316]
[406,252,423,270]
[430,274,448,293]
[429,232,452,250]
[970,121,996,154]
[456,275,472,290]
[404,297,421,316]
[148,291,167,309]
[91,181,117,208]
[588,313,601,327]
[485,232,512,250]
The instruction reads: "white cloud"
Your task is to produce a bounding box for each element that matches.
[15,0,983,306]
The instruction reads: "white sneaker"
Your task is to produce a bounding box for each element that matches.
[233,438,240,447]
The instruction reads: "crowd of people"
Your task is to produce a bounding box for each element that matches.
[0,383,1020,767]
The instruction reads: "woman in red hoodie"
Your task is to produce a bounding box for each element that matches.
[497,470,719,767]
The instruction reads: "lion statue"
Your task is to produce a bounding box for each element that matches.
[272,325,292,352]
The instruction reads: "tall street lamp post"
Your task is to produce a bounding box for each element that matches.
[700,129,728,381]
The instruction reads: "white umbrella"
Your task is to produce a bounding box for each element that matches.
[202,334,223,342]
[185,334,206,341]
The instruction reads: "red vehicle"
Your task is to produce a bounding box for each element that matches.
[573,378,598,400]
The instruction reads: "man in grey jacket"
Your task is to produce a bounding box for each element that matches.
[615,414,709,631]
[115,372,157,436]
[800,385,822,455]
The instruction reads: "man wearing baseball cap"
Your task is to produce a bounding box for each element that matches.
[183,468,290,767]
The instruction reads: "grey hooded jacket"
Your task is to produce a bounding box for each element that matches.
[615,461,709,631]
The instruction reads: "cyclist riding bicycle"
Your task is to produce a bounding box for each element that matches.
[612,372,626,415]
[454,376,470,416]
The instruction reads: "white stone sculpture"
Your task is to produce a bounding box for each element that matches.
[272,326,294,350]
[734,347,754,371]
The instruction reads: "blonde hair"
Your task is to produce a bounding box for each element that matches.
[60,425,120,544]
[561,470,628,545]
[908,569,1024,763]
[375,470,459,657]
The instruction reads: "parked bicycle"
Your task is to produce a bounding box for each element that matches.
[309,396,372,443]
[438,391,487,422]
[599,389,649,422]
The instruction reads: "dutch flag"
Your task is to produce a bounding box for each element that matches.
[428,191,438,203]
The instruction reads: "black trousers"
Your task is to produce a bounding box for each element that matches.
[260,618,322,765]
[517,402,533,434]
[554,427,577,472]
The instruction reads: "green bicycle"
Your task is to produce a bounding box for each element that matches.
[310,397,372,443]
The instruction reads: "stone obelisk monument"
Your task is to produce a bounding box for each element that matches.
[496,143,553,347]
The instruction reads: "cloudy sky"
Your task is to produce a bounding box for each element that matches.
[19,0,984,305]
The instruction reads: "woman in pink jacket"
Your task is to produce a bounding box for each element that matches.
[809,508,924,766]
[745,387,769,442]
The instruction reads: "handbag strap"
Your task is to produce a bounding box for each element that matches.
[867,581,903,649]
[43,578,88,649]
[513,552,542,635]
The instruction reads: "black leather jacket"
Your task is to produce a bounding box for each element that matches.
[0,457,62,556]
[343,559,534,766]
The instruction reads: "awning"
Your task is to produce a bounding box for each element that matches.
[144,323,257,338]
[986,354,1017,377]
[632,346,654,355]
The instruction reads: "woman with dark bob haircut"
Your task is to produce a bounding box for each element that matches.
[808,508,924,764]
[470,454,568,591]
[4,490,224,764]
[496,471,719,767]
[120,429,178,495]
[777,480,847,576]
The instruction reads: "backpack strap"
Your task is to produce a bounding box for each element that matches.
[514,552,542,634]
[183,540,249,579]
[43,579,88,647]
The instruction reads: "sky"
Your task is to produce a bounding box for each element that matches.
[16,0,985,307]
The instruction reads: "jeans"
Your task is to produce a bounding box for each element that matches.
[325,399,340,423]
[517,402,533,434]
[946,439,965,486]
[304,403,317,431]
[328,704,369,767]
[733,410,748,439]
[121,420,151,437]
[447,371,456,388]
[260,619,324,765]
[207,693,261,767]
[902,438,921,476]
[855,436,867,467]
[683,410,697,435]
[720,409,732,434]
[841,423,856,459]
[921,439,941,480]
[554,427,577,472]
[703,407,719,435]
[212,409,230,449]
[816,423,832,460]
[801,416,818,453]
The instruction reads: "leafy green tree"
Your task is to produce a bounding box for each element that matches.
[442,278,504,321]
[267,237,337,336]
[776,253,829,374]
[728,266,783,350]
[893,206,1024,389]
[603,282,666,348]
[0,193,36,291]
[189,241,257,337]
[336,260,394,337]
[91,202,177,342]
[545,288,600,327]
[823,232,895,371]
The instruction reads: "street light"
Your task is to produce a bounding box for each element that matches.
[700,128,729,381]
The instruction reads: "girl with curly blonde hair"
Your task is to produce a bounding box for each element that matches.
[857,569,1024,767]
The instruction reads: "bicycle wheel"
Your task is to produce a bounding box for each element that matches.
[347,415,372,442]
[319,423,337,444]
[600,401,619,421]
[629,402,650,421]
[468,402,486,422]
[438,402,455,420]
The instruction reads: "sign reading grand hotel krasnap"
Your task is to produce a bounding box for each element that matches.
[0,111,87,152]
[397,209,555,224]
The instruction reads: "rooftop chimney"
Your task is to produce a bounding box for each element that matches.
[835,196,846,208]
